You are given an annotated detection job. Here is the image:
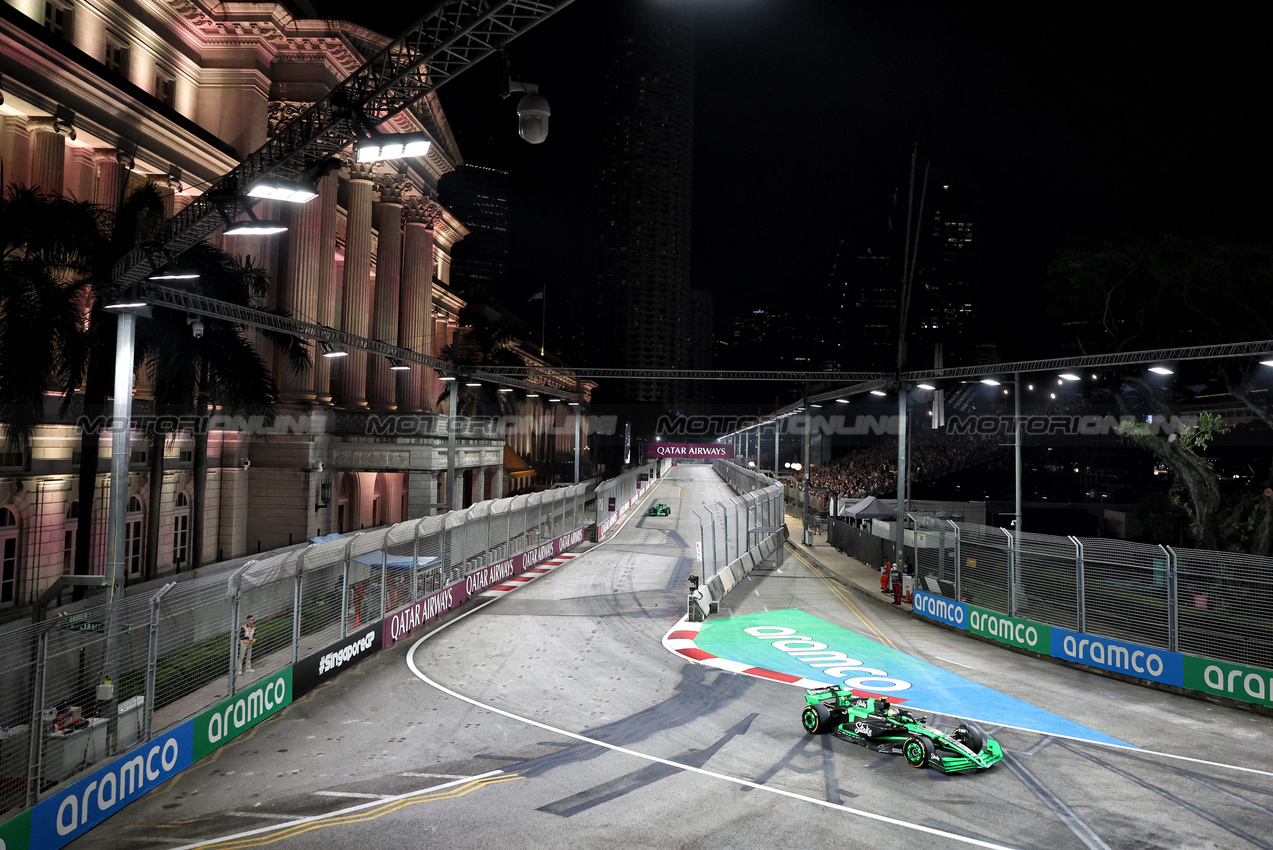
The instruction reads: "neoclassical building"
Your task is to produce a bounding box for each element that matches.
[0,0,592,614]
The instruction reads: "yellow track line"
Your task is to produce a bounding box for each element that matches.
[785,546,897,650]
[192,774,522,849]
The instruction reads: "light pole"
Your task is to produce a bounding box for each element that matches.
[100,303,148,755]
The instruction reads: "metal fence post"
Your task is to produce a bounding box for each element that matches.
[26,627,48,808]
[1164,544,1178,652]
[229,564,249,695]
[1070,536,1085,633]
[340,535,355,640]
[949,520,961,600]
[379,546,388,623]
[722,506,730,565]
[292,549,306,665]
[999,527,1015,617]
[145,582,176,742]
[412,520,421,603]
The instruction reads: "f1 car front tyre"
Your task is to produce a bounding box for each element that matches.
[958,725,985,754]
[802,703,833,734]
[903,735,934,768]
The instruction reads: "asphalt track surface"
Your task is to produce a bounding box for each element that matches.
[74,465,1273,850]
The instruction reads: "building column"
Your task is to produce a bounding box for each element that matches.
[0,115,31,188]
[333,166,375,407]
[367,177,404,409]
[473,466,486,503]
[490,465,504,500]
[399,198,438,412]
[312,171,339,403]
[408,471,437,517]
[28,116,75,196]
[92,149,133,214]
[276,166,330,403]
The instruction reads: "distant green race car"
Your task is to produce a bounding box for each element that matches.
[802,686,1003,773]
[648,503,671,516]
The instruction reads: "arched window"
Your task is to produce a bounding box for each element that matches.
[172,492,189,569]
[125,496,143,577]
[63,502,79,576]
[0,508,17,605]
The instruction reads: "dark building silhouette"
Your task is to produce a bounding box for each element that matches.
[439,164,512,302]
[595,0,710,410]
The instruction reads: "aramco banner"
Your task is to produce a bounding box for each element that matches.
[645,443,733,459]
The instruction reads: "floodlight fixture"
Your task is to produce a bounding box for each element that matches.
[525,392,539,397]
[320,343,347,358]
[1261,359,1273,367]
[148,269,200,281]
[1149,366,1174,375]
[916,383,936,391]
[568,401,579,406]
[465,381,482,387]
[550,397,562,403]
[498,387,515,393]
[216,198,286,235]
[439,375,457,381]
[980,378,1002,386]
[388,359,411,371]
[246,177,318,204]
[835,398,850,404]
[870,389,887,396]
[1059,373,1081,381]
[356,133,430,163]
[103,299,148,311]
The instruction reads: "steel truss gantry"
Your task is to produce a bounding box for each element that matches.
[110,0,574,290]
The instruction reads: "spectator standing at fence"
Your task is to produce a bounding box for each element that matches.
[238,615,256,674]
[891,564,903,605]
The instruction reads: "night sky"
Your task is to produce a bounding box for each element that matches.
[313,1,1273,364]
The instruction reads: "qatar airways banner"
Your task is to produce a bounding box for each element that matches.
[382,527,585,645]
[645,443,734,459]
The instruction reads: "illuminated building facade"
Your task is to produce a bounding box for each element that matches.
[0,0,590,612]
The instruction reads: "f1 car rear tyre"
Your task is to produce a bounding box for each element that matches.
[802,703,832,734]
[903,735,934,768]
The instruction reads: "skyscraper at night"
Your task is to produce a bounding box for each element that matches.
[596,0,710,410]
[440,163,512,302]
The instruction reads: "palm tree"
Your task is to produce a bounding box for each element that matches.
[0,184,108,444]
[134,243,308,577]
[435,304,529,417]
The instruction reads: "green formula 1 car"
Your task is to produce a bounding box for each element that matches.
[648,503,671,516]
[802,686,1003,773]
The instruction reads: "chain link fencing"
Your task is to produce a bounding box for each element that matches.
[0,483,588,821]
[693,462,783,578]
[899,517,1273,670]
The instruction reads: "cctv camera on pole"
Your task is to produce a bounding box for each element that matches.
[501,74,550,144]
